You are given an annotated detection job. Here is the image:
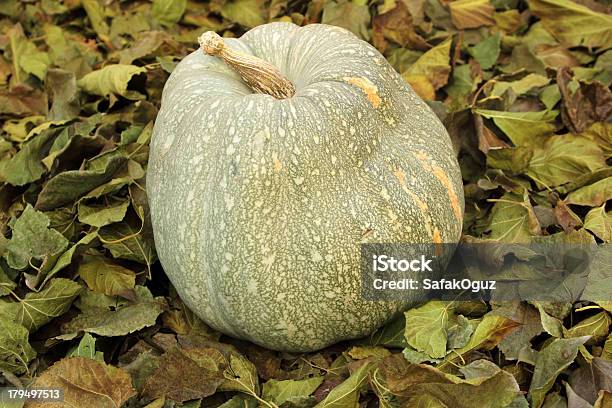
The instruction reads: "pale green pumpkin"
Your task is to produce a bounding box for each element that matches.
[147,22,464,352]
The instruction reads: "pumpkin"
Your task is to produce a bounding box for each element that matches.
[147,22,464,352]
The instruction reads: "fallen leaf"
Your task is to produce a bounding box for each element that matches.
[569,357,612,405]
[404,37,452,93]
[314,361,373,407]
[78,199,130,228]
[487,192,538,242]
[0,319,36,375]
[45,68,80,121]
[440,314,520,369]
[81,0,111,44]
[4,205,68,271]
[566,177,612,206]
[35,152,128,210]
[469,33,501,70]
[449,0,495,30]
[584,205,611,242]
[565,312,611,345]
[404,301,455,359]
[529,336,591,408]
[321,0,371,40]
[66,333,105,361]
[77,64,147,100]
[557,68,612,134]
[78,255,136,297]
[527,134,606,188]
[473,109,557,147]
[0,84,48,117]
[262,376,324,406]
[372,1,428,53]
[152,0,187,27]
[142,347,224,402]
[61,286,166,337]
[529,0,612,49]
[0,125,62,186]
[222,0,266,29]
[0,278,81,332]
[26,357,136,408]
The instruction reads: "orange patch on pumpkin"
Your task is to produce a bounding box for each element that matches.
[432,165,462,223]
[344,77,381,108]
[273,158,282,172]
[433,228,443,256]
[394,166,428,213]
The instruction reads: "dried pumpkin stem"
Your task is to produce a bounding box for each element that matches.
[198,31,296,99]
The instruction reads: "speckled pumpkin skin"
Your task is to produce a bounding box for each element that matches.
[147,22,464,352]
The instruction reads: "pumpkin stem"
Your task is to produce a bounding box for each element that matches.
[199,31,296,99]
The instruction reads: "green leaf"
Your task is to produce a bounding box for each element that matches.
[8,23,50,82]
[221,353,261,396]
[0,278,81,332]
[2,115,45,143]
[222,0,266,29]
[539,84,561,110]
[533,303,563,338]
[528,336,591,408]
[402,346,442,364]
[527,134,606,188]
[565,312,610,344]
[321,0,370,40]
[0,126,62,186]
[77,64,146,100]
[486,146,534,174]
[473,109,557,146]
[218,396,258,408]
[31,231,99,290]
[488,193,538,243]
[66,333,104,362]
[0,319,36,375]
[81,0,110,43]
[566,177,612,207]
[0,267,17,297]
[584,205,611,242]
[152,0,187,27]
[493,302,544,360]
[60,286,166,338]
[440,314,520,369]
[491,74,550,97]
[262,376,324,405]
[78,255,136,297]
[469,33,501,70]
[603,335,612,361]
[43,24,100,78]
[35,152,127,210]
[5,205,69,271]
[404,301,455,358]
[447,314,474,349]
[99,217,157,270]
[78,199,129,228]
[314,361,374,408]
[529,0,612,49]
[367,314,408,348]
[446,64,476,99]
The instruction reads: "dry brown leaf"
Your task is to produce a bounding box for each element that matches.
[449,0,495,30]
[26,357,136,408]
